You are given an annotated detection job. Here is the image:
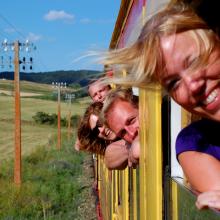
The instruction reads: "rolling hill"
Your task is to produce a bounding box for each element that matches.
[0,69,102,87]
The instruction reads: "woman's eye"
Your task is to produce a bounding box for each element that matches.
[185,56,199,68]
[166,78,180,91]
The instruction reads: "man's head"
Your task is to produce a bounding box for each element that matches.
[102,88,139,144]
[88,78,111,102]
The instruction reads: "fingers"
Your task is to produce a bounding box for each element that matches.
[128,149,139,168]
[128,159,133,168]
[196,190,220,210]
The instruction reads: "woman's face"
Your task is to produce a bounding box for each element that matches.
[89,114,117,141]
[159,31,220,121]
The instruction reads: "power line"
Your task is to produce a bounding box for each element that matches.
[0,30,12,41]
[0,12,43,72]
[0,12,47,72]
[34,50,49,72]
[0,13,26,41]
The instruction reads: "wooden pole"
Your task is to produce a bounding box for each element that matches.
[14,41,21,185]
[67,98,71,140]
[57,85,61,150]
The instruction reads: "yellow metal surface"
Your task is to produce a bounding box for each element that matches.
[171,180,178,220]
[112,170,119,220]
[98,155,111,220]
[110,0,134,49]
[132,169,137,220]
[117,171,124,219]
[139,86,162,220]
[122,69,127,77]
[122,168,129,220]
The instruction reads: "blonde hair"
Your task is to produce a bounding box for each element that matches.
[100,3,218,87]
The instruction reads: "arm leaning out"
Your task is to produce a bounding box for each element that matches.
[104,139,128,170]
[179,151,220,193]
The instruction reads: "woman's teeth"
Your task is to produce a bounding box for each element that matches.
[203,89,218,105]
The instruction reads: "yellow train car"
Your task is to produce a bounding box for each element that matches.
[96,0,220,219]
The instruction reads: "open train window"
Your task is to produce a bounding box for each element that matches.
[182,0,220,35]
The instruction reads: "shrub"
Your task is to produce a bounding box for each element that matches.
[70,114,81,127]
[32,112,67,127]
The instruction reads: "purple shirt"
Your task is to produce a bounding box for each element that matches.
[176,119,220,161]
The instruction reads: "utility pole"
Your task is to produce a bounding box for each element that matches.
[52,82,66,150]
[14,41,21,185]
[1,39,35,185]
[65,94,75,140]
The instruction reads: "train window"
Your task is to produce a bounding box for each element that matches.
[170,99,184,180]
[182,0,220,35]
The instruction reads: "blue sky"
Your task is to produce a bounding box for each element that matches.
[0,0,121,72]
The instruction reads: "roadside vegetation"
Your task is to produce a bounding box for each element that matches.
[0,80,96,219]
[0,137,97,219]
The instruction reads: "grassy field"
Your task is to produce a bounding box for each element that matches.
[0,79,77,95]
[0,95,88,121]
[0,80,97,219]
[0,95,86,160]
[0,80,90,160]
[0,79,54,95]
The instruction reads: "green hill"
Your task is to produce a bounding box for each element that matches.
[0,70,102,98]
[0,69,102,87]
[0,79,54,96]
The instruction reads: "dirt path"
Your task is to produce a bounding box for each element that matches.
[77,153,98,220]
[0,89,42,97]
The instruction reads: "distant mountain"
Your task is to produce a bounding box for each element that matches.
[0,70,102,87]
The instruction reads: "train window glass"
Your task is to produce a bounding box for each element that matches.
[181,0,220,35]
[170,99,184,179]
[132,87,139,96]
[173,178,220,219]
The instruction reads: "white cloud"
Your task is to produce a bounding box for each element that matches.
[44,10,74,21]
[27,32,42,42]
[4,28,16,33]
[96,19,114,24]
[79,18,114,25]
[80,18,91,24]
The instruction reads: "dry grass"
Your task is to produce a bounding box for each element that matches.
[0,80,97,219]
[0,94,88,161]
[0,79,75,96]
[0,79,52,94]
[0,95,86,120]
[0,119,57,159]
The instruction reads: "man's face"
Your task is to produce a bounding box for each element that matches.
[88,81,111,102]
[106,100,139,144]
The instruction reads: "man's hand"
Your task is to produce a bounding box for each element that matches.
[128,136,140,168]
